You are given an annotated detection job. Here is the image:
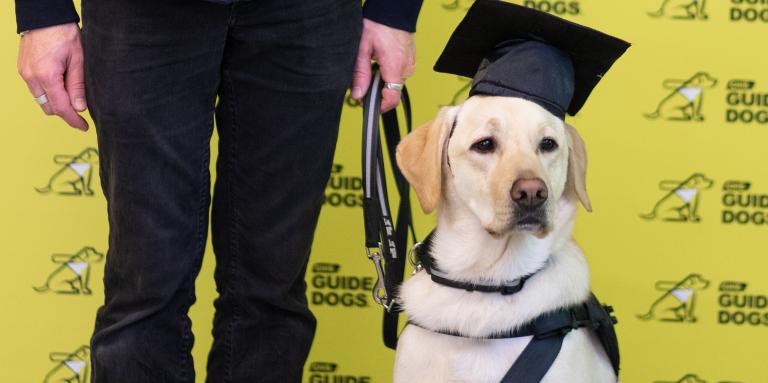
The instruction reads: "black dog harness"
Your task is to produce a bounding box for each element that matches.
[409,232,621,382]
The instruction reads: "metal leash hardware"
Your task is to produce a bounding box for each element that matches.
[366,242,393,311]
[407,242,424,275]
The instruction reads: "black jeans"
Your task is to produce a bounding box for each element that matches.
[81,0,361,381]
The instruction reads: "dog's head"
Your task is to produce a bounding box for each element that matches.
[679,374,706,383]
[396,96,590,237]
[688,72,718,88]
[687,173,714,190]
[680,274,710,290]
[82,247,105,262]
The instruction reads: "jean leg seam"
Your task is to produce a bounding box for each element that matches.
[176,110,215,383]
[221,63,242,383]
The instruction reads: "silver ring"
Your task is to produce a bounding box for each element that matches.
[383,82,404,91]
[35,94,48,106]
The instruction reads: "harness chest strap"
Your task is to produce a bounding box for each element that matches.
[408,236,621,381]
[408,301,603,340]
[408,295,620,382]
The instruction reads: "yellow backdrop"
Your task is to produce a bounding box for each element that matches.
[2,0,767,382]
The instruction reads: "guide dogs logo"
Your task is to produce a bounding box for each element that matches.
[442,0,581,16]
[730,0,768,22]
[310,262,374,308]
[655,375,706,383]
[442,0,474,11]
[724,79,768,125]
[640,173,715,222]
[36,147,99,196]
[34,247,104,295]
[43,345,90,383]
[648,0,708,20]
[645,72,718,122]
[648,0,768,21]
[307,361,372,383]
[654,374,742,383]
[721,180,768,225]
[637,273,710,323]
[324,164,363,208]
[718,280,768,326]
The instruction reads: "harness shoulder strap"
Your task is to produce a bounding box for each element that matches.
[499,334,566,383]
[501,294,620,382]
[586,293,620,376]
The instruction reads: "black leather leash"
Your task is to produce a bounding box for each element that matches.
[361,64,417,350]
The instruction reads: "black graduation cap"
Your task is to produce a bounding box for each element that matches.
[434,0,630,119]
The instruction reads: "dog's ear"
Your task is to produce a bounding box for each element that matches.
[396,106,457,214]
[564,123,592,212]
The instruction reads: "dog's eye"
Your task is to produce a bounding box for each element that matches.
[539,138,558,153]
[471,138,495,153]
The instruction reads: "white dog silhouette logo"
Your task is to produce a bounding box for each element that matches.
[640,173,714,222]
[36,148,99,196]
[43,345,90,383]
[655,374,708,383]
[648,0,708,20]
[638,274,710,323]
[655,373,743,383]
[645,72,717,121]
[442,0,474,11]
[34,247,104,295]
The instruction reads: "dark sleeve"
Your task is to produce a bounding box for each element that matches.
[363,0,423,33]
[15,0,80,34]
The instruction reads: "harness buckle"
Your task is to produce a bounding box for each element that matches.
[407,242,424,275]
[366,244,394,312]
[603,304,619,325]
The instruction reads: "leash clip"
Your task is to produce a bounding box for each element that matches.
[366,244,394,312]
[407,242,424,275]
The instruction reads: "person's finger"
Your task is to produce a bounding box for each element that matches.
[25,79,54,115]
[41,74,89,131]
[380,88,402,113]
[65,47,87,112]
[351,40,373,100]
[19,65,54,115]
[379,61,405,113]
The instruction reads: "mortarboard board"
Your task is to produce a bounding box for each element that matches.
[434,0,630,119]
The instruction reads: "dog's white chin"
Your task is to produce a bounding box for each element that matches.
[484,221,552,238]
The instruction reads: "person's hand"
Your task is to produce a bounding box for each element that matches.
[17,23,89,131]
[351,19,416,112]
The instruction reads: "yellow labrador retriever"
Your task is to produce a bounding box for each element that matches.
[393,96,614,382]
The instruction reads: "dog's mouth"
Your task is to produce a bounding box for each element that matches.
[513,207,549,229]
[483,209,549,237]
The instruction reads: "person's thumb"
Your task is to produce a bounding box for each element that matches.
[351,41,373,100]
[65,48,87,112]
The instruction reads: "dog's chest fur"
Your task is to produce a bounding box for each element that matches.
[392,201,616,382]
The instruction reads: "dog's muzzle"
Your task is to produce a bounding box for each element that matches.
[510,178,548,230]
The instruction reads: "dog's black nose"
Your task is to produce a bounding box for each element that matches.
[511,178,548,209]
